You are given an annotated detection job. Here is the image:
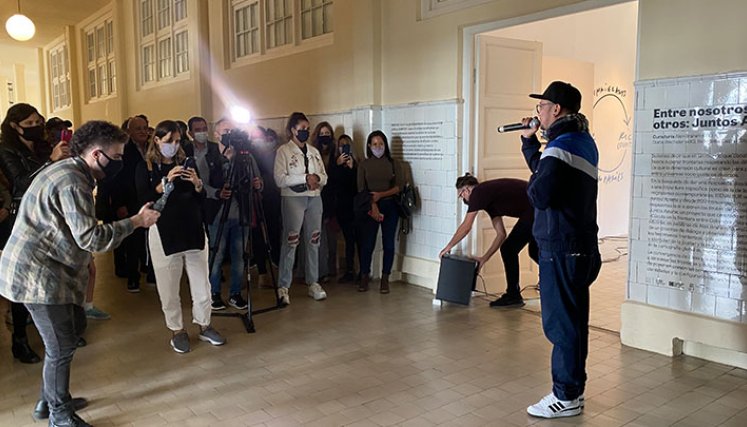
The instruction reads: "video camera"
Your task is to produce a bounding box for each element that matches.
[220,129,253,156]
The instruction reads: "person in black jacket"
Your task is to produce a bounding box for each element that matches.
[206,124,263,311]
[0,103,70,364]
[330,134,358,283]
[136,120,225,354]
[520,81,601,419]
[113,115,153,292]
[248,126,281,288]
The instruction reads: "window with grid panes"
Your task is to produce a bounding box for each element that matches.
[84,16,116,101]
[301,0,332,40]
[233,1,259,59]
[174,31,189,74]
[48,43,71,111]
[138,0,189,86]
[265,0,292,49]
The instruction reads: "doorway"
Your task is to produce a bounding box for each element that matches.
[464,1,638,332]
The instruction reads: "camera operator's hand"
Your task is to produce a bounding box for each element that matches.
[166,165,184,183]
[50,141,71,162]
[252,177,262,190]
[521,116,539,139]
[345,156,354,169]
[336,154,347,166]
[131,202,160,229]
[306,174,320,191]
[219,186,232,200]
[223,146,234,160]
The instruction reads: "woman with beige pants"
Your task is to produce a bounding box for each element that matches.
[135,120,225,353]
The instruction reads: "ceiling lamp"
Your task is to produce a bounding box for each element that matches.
[5,0,35,42]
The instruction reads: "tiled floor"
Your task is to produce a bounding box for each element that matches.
[2,251,747,426]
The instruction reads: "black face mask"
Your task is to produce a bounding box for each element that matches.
[317,135,333,146]
[19,125,45,144]
[96,151,124,181]
[296,129,309,143]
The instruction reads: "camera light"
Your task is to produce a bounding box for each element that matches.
[230,106,252,125]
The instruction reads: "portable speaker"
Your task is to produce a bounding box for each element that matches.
[435,254,478,305]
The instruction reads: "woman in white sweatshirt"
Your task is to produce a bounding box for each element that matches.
[273,112,328,305]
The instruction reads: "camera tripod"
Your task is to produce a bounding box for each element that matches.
[209,150,284,333]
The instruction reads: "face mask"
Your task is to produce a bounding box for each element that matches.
[193,132,208,144]
[296,129,309,143]
[96,151,123,180]
[371,146,385,158]
[19,125,45,144]
[159,142,179,159]
[317,135,333,146]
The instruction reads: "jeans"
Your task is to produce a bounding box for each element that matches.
[209,218,249,295]
[278,196,323,288]
[500,217,539,296]
[25,303,86,423]
[358,198,399,275]
[538,249,601,401]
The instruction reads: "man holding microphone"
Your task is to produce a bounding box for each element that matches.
[519,81,601,418]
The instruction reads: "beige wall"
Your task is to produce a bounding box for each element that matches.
[0,43,43,119]
[380,0,587,105]
[206,0,380,120]
[638,0,747,80]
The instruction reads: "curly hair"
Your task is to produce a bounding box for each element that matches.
[70,120,128,156]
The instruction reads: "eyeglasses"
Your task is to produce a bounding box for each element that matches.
[536,102,554,114]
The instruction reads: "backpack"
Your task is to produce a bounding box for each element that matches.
[397,183,417,234]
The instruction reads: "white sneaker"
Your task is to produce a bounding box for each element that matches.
[308,283,327,301]
[527,392,582,418]
[278,287,290,306]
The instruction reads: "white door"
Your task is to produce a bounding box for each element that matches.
[473,35,542,295]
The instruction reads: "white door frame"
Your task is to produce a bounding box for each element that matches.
[459,0,635,255]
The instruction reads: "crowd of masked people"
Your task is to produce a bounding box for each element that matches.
[0,104,405,357]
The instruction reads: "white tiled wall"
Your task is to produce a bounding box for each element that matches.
[630,72,747,323]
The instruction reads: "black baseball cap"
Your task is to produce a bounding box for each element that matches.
[529,81,582,113]
[46,117,72,129]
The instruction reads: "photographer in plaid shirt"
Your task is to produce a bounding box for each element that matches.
[0,120,160,427]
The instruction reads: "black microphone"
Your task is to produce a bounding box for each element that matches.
[497,117,539,133]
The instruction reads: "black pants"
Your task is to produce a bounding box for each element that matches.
[11,302,31,339]
[500,217,539,296]
[124,228,148,283]
[25,303,86,422]
[338,215,357,274]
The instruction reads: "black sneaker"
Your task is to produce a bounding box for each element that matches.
[338,272,355,283]
[489,293,525,308]
[127,281,140,293]
[228,293,248,310]
[211,293,226,311]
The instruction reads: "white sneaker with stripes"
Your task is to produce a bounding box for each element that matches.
[527,392,582,418]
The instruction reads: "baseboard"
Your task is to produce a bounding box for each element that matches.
[621,301,747,369]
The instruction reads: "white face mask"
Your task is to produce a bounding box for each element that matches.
[193,131,208,144]
[159,142,179,159]
[371,146,385,158]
